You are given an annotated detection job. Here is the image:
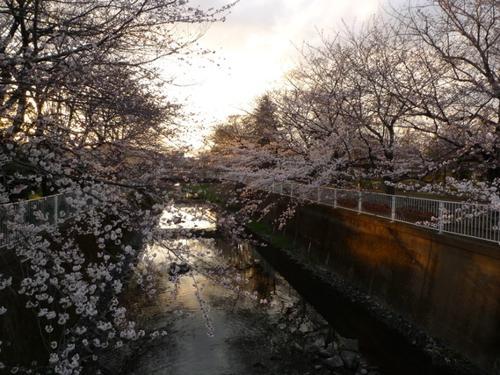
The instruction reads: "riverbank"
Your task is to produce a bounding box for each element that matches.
[247,220,484,375]
[187,182,490,374]
[110,203,383,375]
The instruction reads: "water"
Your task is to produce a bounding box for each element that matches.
[120,205,379,375]
[125,238,326,375]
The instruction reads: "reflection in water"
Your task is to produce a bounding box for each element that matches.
[122,205,378,375]
[158,204,216,231]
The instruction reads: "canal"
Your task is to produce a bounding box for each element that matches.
[115,204,381,375]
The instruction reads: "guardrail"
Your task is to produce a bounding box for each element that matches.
[226,175,500,244]
[0,192,78,248]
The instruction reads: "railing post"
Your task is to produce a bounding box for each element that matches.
[280,182,283,196]
[334,190,337,208]
[54,195,59,225]
[358,191,362,213]
[272,181,275,194]
[290,183,293,198]
[391,195,396,222]
[317,186,321,203]
[438,201,444,234]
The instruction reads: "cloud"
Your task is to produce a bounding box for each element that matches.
[164,0,403,148]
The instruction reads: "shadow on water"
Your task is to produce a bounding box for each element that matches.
[119,205,381,375]
[249,230,483,375]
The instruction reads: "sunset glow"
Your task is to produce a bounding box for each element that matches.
[161,0,387,149]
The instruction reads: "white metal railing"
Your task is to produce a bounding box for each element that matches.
[0,192,79,248]
[225,175,500,244]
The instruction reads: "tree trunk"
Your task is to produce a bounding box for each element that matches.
[383,178,396,195]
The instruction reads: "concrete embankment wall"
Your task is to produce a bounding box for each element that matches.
[276,202,500,374]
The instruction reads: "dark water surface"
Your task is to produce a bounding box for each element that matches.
[122,205,378,375]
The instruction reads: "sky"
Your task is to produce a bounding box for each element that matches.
[159,0,400,150]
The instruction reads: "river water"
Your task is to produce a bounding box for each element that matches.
[120,204,380,375]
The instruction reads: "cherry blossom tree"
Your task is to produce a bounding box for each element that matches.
[395,0,500,198]
[0,1,237,373]
[210,0,500,204]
